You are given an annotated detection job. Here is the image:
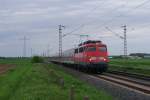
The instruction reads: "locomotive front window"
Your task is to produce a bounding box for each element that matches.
[99,47,107,52]
[79,47,84,53]
[86,47,96,52]
[74,49,78,53]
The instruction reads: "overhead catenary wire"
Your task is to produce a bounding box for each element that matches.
[134,0,150,8]
[62,0,150,46]
[63,25,84,37]
[63,0,106,37]
[105,27,124,39]
[63,1,128,36]
[105,26,128,57]
[63,4,124,37]
[85,0,150,34]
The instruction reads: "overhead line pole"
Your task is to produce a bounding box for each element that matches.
[59,25,65,58]
[31,48,33,57]
[122,25,127,58]
[105,26,128,58]
[47,44,50,57]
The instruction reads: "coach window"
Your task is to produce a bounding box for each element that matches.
[86,47,96,52]
[75,48,78,53]
[83,47,86,51]
[99,47,107,52]
[79,47,84,53]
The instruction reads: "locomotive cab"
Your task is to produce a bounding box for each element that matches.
[85,45,109,64]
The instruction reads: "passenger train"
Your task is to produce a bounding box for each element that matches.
[49,40,109,73]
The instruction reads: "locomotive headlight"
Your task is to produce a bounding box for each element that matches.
[90,57,97,60]
[103,58,106,61]
[99,57,107,61]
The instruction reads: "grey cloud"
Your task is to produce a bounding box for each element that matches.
[0,0,150,56]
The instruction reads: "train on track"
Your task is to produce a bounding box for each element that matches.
[49,40,109,73]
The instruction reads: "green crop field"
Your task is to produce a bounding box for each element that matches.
[0,58,113,100]
[109,58,150,76]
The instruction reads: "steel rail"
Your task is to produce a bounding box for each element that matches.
[103,73,150,87]
[96,75,150,94]
[107,70,150,81]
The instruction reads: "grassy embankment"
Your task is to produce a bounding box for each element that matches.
[0,58,113,100]
[109,58,150,76]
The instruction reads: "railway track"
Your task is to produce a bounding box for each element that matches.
[49,62,150,99]
[50,62,150,95]
[107,70,150,81]
[95,73,150,95]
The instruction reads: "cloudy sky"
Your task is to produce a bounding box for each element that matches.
[0,0,150,57]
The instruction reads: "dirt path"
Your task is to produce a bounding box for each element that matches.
[0,64,15,74]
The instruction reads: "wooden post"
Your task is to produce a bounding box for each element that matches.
[69,85,75,100]
[60,78,64,88]
[83,96,89,100]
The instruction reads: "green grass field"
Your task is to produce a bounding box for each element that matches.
[0,58,113,100]
[109,58,150,76]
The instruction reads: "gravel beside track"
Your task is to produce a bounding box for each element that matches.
[52,63,150,100]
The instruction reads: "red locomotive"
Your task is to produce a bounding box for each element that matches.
[50,40,109,73]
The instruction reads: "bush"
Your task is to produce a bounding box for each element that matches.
[31,56,43,63]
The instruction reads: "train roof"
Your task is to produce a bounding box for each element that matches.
[78,40,102,46]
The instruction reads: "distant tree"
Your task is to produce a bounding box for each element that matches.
[31,56,43,63]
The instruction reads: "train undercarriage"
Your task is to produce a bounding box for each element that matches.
[51,60,108,73]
